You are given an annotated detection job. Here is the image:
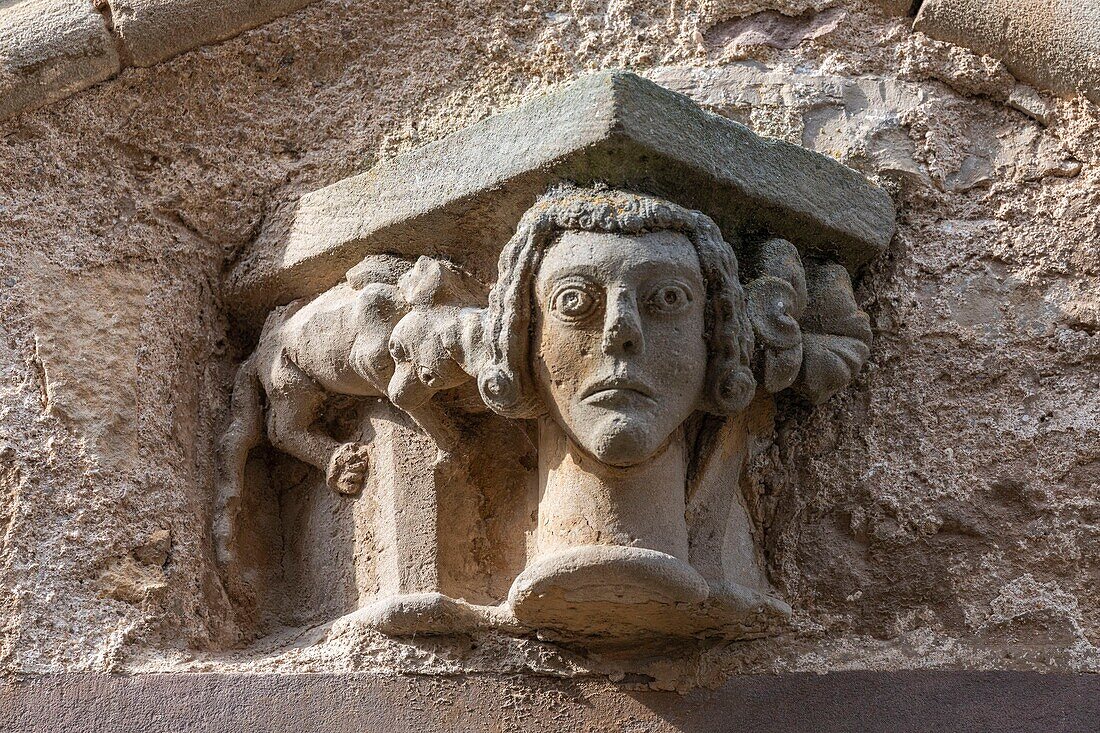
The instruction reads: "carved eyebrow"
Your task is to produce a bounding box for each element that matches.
[540,267,603,280]
[628,260,705,284]
[647,257,701,272]
[536,271,603,295]
[646,275,697,290]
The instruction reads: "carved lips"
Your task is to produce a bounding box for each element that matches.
[579,374,656,408]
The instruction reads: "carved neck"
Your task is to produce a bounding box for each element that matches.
[534,417,691,561]
[448,307,489,377]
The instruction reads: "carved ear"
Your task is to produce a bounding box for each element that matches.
[346,254,413,289]
[398,256,484,307]
[754,238,808,313]
[745,239,808,393]
[746,276,804,392]
[399,257,446,306]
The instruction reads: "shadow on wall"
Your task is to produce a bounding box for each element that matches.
[627,671,1099,733]
[228,397,537,638]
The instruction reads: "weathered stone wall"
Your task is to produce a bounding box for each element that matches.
[0,0,320,120]
[1,0,1097,685]
[915,0,1100,104]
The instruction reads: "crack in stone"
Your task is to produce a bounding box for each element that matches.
[93,0,133,69]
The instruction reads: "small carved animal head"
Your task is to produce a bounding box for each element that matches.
[386,310,470,411]
[376,257,486,411]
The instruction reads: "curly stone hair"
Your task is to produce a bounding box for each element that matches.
[478,186,757,419]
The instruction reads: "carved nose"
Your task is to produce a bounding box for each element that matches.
[602,293,644,356]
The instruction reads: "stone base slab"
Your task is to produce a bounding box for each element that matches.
[2,672,1097,732]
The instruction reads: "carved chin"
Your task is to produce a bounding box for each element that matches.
[580,417,665,468]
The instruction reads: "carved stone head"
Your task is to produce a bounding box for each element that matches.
[480,187,756,466]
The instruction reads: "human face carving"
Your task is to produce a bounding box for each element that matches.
[533,229,708,467]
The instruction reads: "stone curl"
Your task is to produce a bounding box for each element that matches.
[480,186,756,419]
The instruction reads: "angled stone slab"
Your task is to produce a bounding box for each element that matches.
[229,71,895,317]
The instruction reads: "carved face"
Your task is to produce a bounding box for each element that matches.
[388,310,468,410]
[533,230,708,467]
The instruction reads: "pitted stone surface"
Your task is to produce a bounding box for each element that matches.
[1,0,1097,682]
[870,0,915,15]
[110,0,320,67]
[0,0,322,122]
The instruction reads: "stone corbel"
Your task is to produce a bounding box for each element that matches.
[217,71,895,646]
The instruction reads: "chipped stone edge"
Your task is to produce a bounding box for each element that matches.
[0,0,321,124]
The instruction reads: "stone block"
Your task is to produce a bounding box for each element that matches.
[228,71,895,316]
[914,0,1100,104]
[0,0,120,122]
[109,0,319,67]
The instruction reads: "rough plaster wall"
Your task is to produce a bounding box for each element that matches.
[0,0,1096,680]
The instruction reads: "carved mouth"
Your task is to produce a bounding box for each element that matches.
[580,378,656,405]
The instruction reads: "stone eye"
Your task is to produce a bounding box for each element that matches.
[648,283,692,314]
[550,284,599,322]
[418,366,438,386]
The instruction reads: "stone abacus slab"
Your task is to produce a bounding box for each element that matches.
[227,71,896,318]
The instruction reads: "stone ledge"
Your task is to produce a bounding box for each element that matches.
[0,0,320,123]
[0,0,121,122]
[110,0,317,67]
[915,0,1100,104]
[2,671,1097,732]
[227,71,896,317]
